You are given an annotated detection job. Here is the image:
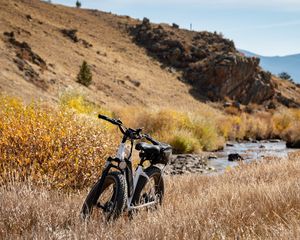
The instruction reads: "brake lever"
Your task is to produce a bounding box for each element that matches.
[136,128,143,134]
[129,128,142,140]
[116,119,123,125]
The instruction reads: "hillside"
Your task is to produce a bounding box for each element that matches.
[240,50,300,83]
[0,0,205,110]
[0,0,300,109]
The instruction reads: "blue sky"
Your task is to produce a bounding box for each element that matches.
[51,0,300,56]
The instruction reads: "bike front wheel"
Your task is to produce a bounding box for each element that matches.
[132,166,164,208]
[81,171,127,221]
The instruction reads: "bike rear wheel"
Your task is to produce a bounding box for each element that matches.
[132,166,164,208]
[81,171,127,221]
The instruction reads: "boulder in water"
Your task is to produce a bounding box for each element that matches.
[228,153,244,161]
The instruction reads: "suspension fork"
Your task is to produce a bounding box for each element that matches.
[91,161,123,206]
[91,166,110,205]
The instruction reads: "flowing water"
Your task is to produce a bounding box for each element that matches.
[207,140,297,173]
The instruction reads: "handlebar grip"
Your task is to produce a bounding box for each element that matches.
[98,114,121,125]
[98,114,109,121]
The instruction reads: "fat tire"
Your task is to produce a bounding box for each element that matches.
[81,171,127,221]
[131,166,164,206]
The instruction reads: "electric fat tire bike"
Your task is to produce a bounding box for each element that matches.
[80,114,172,221]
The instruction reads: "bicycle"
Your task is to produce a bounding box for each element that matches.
[80,114,172,221]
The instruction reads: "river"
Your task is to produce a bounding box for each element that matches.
[207,140,297,173]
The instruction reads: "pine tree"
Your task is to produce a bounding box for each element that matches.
[278,72,292,80]
[76,0,81,8]
[77,61,92,87]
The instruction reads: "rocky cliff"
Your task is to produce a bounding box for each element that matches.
[130,18,276,105]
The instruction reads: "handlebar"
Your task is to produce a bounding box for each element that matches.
[98,114,160,145]
[142,134,160,145]
[98,114,122,126]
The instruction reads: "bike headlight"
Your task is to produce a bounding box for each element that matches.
[119,161,127,170]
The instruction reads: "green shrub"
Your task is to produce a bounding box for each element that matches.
[169,130,202,154]
[193,119,224,151]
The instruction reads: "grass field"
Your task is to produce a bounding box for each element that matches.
[1,95,300,239]
[1,153,300,239]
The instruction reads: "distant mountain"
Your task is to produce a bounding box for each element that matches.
[240,50,300,83]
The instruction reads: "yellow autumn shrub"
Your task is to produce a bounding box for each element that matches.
[0,96,117,189]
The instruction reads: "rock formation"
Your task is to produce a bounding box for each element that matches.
[130,19,276,105]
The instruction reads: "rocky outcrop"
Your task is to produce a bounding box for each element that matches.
[4,32,47,70]
[61,29,79,42]
[130,19,275,105]
[61,29,93,48]
[3,31,48,90]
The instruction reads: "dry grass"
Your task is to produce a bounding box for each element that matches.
[1,95,300,238]
[114,105,300,153]
[272,108,300,143]
[2,93,300,165]
[1,153,300,239]
[115,107,225,153]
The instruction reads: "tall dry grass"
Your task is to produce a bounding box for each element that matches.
[57,93,300,153]
[1,153,300,239]
[2,93,300,160]
[114,105,300,153]
[114,107,225,153]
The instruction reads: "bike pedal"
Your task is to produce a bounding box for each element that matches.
[96,202,105,210]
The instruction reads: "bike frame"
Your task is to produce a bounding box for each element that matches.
[99,140,158,211]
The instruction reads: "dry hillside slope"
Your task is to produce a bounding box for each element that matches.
[0,0,208,110]
[0,0,300,110]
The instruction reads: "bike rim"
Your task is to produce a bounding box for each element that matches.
[139,177,159,205]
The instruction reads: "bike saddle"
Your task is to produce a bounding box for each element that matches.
[135,142,160,154]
